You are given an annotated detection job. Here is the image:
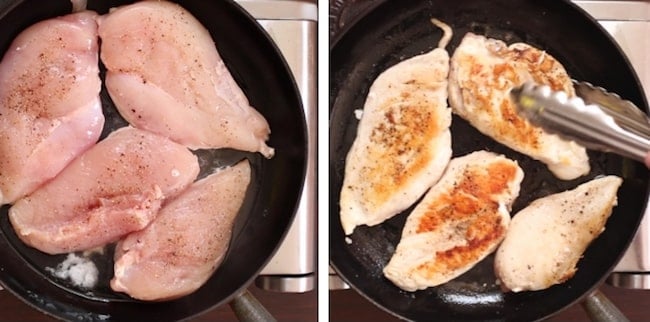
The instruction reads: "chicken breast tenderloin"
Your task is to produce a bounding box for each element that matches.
[9,127,199,255]
[448,33,589,180]
[495,175,622,292]
[0,11,104,205]
[340,19,453,235]
[97,0,273,157]
[383,151,524,292]
[111,160,251,301]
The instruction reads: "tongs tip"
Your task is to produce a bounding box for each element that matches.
[510,82,551,120]
[509,80,650,163]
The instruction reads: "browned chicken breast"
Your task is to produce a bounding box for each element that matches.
[340,19,453,235]
[495,175,622,292]
[448,33,589,180]
[383,151,523,291]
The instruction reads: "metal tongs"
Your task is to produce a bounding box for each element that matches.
[510,81,650,162]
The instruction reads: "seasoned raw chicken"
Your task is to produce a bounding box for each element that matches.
[384,151,524,291]
[0,11,104,205]
[448,33,589,180]
[9,127,199,254]
[340,19,453,235]
[97,1,273,157]
[494,175,622,292]
[111,161,251,301]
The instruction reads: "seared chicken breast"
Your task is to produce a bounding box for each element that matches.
[340,19,453,235]
[383,151,524,291]
[494,175,622,292]
[448,33,589,180]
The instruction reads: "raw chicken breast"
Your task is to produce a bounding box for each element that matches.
[97,1,273,157]
[384,151,523,292]
[339,19,453,235]
[494,175,622,292]
[111,160,251,301]
[9,127,199,254]
[0,11,104,205]
[448,33,589,180]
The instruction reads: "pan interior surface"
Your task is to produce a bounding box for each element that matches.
[0,0,306,321]
[329,0,648,321]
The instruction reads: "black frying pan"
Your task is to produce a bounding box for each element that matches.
[330,0,649,321]
[0,0,306,321]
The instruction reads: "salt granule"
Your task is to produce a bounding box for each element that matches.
[354,109,363,120]
[46,253,98,289]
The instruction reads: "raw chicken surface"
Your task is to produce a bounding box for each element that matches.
[494,175,622,292]
[384,151,523,291]
[448,33,589,180]
[111,160,251,301]
[339,19,453,235]
[0,11,104,205]
[9,127,199,255]
[97,1,274,157]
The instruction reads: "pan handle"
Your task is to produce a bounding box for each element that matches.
[229,289,277,322]
[581,290,629,322]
